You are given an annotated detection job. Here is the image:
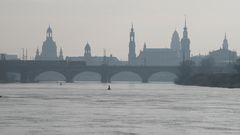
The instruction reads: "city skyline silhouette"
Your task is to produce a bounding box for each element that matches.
[1,0,240,60]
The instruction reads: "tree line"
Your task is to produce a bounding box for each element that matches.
[175,58,240,88]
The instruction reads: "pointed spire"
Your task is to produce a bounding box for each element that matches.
[36,48,39,55]
[184,15,187,28]
[183,15,188,38]
[144,42,146,50]
[60,47,63,53]
[35,47,40,60]
[131,23,134,32]
[59,47,64,60]
[47,25,52,33]
[222,32,228,50]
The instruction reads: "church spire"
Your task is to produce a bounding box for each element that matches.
[84,42,91,57]
[183,16,188,38]
[184,16,187,29]
[46,25,53,39]
[35,48,40,60]
[128,24,136,65]
[181,16,191,61]
[223,32,228,50]
[59,47,64,60]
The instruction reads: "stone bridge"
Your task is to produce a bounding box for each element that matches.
[0,60,179,83]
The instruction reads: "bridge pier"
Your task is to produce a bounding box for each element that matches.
[66,79,73,83]
[20,72,27,83]
[142,78,149,83]
[0,63,7,83]
[101,76,111,83]
[101,74,111,83]
[20,71,33,83]
[65,75,74,83]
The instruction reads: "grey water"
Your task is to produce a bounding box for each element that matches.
[0,82,240,135]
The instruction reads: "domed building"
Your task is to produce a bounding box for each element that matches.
[84,42,91,58]
[66,42,122,65]
[35,26,63,61]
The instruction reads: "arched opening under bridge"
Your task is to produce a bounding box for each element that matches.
[148,72,177,82]
[35,71,66,82]
[73,71,101,82]
[111,71,142,82]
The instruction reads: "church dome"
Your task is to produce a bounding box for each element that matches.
[172,30,180,40]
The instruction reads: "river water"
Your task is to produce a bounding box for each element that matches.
[0,82,240,135]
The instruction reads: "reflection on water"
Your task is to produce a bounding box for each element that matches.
[0,82,240,135]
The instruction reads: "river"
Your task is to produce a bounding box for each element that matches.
[0,82,240,135]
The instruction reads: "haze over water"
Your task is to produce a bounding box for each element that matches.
[0,82,240,135]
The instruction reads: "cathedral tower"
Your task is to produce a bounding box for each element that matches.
[59,47,64,60]
[35,48,40,60]
[128,24,136,65]
[181,18,191,61]
[84,42,91,58]
[222,33,228,50]
[170,30,181,56]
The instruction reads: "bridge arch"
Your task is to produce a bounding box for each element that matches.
[34,71,66,82]
[148,71,177,82]
[110,71,143,82]
[72,71,101,82]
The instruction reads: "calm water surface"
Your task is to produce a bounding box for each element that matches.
[0,82,240,135]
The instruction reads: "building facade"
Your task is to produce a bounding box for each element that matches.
[66,42,124,65]
[209,34,237,65]
[137,42,180,66]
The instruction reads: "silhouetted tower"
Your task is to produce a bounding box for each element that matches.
[181,18,191,61]
[103,49,108,65]
[171,30,181,56]
[128,24,136,65]
[59,47,64,60]
[143,42,147,66]
[47,26,52,39]
[222,33,229,50]
[84,42,91,57]
[35,48,40,60]
[143,42,147,51]
[39,26,58,60]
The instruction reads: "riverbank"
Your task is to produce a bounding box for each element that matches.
[175,73,240,88]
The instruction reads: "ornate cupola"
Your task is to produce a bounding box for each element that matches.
[84,42,91,57]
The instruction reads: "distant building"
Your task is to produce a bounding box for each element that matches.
[128,24,136,65]
[66,42,124,65]
[130,19,191,66]
[136,28,183,66]
[137,42,180,66]
[0,54,19,60]
[209,34,237,65]
[181,19,191,61]
[35,26,63,61]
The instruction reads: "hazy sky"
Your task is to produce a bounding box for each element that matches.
[0,0,240,60]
